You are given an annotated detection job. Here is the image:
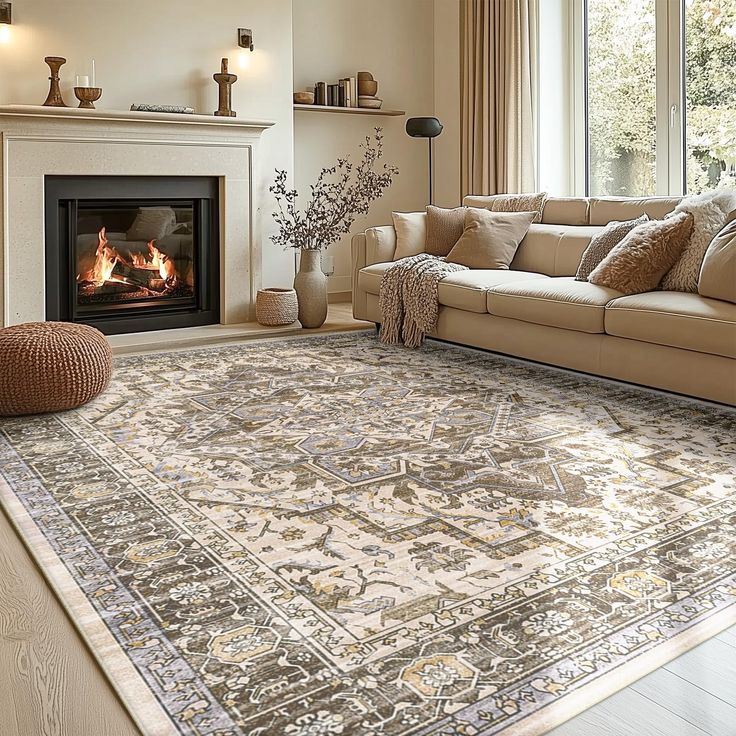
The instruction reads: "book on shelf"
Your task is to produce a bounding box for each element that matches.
[328,84,340,106]
[349,77,357,107]
[314,82,326,105]
[338,79,347,107]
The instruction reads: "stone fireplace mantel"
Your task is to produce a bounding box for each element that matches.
[0,105,275,328]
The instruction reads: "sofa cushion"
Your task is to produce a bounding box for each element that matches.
[541,197,590,226]
[589,197,681,225]
[391,211,426,260]
[447,209,535,269]
[511,224,605,276]
[605,292,736,359]
[698,219,736,304]
[463,193,546,223]
[357,263,547,314]
[487,277,622,333]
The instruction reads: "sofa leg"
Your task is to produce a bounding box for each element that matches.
[374,323,381,334]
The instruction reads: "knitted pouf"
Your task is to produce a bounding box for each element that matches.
[256,288,299,326]
[0,322,113,416]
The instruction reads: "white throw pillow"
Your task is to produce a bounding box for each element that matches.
[391,211,426,261]
[127,207,177,242]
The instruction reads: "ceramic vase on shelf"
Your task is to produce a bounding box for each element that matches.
[293,249,328,328]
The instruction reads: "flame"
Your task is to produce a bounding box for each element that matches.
[148,240,177,282]
[82,227,119,286]
[78,228,179,292]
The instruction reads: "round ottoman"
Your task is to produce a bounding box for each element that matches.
[0,322,113,416]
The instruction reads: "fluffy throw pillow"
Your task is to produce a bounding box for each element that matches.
[661,190,736,293]
[588,213,694,295]
[698,219,736,304]
[391,211,427,261]
[446,208,536,269]
[425,206,466,256]
[127,207,177,241]
[463,192,547,223]
[575,215,648,281]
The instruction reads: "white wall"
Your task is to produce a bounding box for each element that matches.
[292,0,437,294]
[0,0,296,288]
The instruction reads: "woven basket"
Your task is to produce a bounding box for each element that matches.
[0,321,113,417]
[256,288,299,326]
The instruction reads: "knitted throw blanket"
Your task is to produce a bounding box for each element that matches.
[379,254,469,348]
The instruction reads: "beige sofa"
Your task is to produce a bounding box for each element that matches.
[352,196,736,406]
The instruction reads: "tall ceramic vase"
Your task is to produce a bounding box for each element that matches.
[294,249,328,328]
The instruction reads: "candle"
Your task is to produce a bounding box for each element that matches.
[76,75,90,88]
[91,59,96,87]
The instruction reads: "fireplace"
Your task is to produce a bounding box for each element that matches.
[45,176,220,334]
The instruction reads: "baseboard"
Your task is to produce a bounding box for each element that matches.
[328,291,352,304]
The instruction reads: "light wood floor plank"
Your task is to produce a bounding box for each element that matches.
[546,686,711,736]
[664,637,736,708]
[716,627,736,650]
[630,666,736,736]
[0,506,140,736]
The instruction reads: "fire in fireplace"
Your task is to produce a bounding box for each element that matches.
[46,176,219,334]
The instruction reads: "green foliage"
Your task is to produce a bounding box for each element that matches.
[587,0,736,194]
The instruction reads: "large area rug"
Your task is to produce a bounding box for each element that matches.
[1,333,735,736]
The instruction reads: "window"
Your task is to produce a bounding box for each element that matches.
[583,0,736,196]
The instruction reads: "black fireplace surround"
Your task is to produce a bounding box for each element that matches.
[45,176,220,335]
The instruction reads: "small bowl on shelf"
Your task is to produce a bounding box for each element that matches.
[358,79,378,96]
[294,91,315,105]
[358,96,383,109]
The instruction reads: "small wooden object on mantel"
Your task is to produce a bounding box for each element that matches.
[213,58,237,117]
[74,87,102,109]
[43,56,69,107]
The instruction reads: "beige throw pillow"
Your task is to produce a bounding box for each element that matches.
[575,215,649,281]
[463,192,547,223]
[446,209,536,270]
[588,213,694,295]
[425,206,466,256]
[391,211,426,261]
[698,219,736,304]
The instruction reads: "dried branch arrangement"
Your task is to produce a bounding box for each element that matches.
[270,128,398,251]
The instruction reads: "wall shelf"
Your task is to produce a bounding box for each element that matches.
[294,104,405,117]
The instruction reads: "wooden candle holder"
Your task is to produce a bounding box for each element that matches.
[74,87,102,109]
[213,58,237,117]
[43,57,69,107]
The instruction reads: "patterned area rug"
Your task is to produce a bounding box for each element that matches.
[1,333,735,736]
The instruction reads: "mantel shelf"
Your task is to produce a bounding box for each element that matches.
[294,104,405,117]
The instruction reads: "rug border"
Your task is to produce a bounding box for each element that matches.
[0,474,177,736]
[4,473,736,736]
[476,602,736,736]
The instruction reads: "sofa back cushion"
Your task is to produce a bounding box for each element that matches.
[511,224,604,276]
[541,197,590,225]
[588,196,681,225]
[698,219,736,304]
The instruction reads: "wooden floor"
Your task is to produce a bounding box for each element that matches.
[1,308,734,735]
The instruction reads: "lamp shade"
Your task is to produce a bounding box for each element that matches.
[406,117,443,139]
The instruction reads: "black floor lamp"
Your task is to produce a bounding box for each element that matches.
[406,117,443,205]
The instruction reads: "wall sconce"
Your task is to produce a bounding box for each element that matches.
[237,28,254,52]
[0,2,11,43]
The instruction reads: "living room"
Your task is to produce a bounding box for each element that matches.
[0,1,734,736]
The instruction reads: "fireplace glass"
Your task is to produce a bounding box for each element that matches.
[75,203,197,314]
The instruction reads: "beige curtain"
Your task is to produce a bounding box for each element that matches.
[461,0,538,197]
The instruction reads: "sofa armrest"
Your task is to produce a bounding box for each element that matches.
[351,226,395,321]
